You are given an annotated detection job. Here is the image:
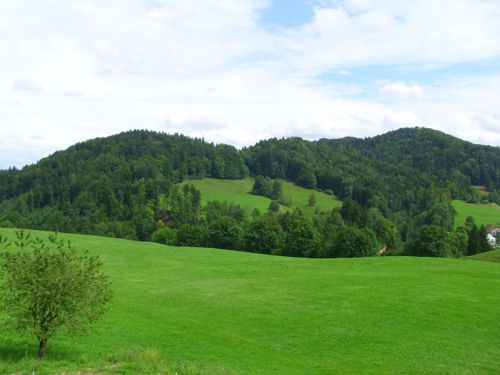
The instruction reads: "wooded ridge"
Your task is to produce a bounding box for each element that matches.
[0,127,498,257]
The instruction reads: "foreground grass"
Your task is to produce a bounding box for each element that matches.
[0,346,235,375]
[185,178,341,216]
[469,249,500,263]
[452,199,500,227]
[1,228,499,374]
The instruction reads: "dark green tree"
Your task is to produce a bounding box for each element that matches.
[373,217,401,250]
[465,216,475,227]
[478,225,492,253]
[132,204,156,241]
[245,215,285,254]
[251,207,261,219]
[467,224,480,255]
[268,200,280,213]
[332,226,379,258]
[208,216,244,250]
[340,197,364,227]
[450,230,468,258]
[284,216,321,258]
[308,193,316,206]
[175,224,208,247]
[407,225,451,257]
[297,169,317,189]
[270,178,283,200]
[251,175,272,197]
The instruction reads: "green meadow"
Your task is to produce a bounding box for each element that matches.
[185,178,342,216]
[1,228,499,374]
[452,199,500,227]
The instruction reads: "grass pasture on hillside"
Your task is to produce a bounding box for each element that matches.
[469,249,500,263]
[453,199,500,228]
[185,178,342,216]
[1,228,499,374]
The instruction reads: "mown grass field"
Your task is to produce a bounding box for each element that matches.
[1,228,499,374]
[185,178,342,216]
[452,199,500,227]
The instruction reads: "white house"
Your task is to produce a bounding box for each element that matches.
[485,225,499,247]
[487,233,496,247]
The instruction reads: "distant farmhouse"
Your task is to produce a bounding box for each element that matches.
[485,225,499,247]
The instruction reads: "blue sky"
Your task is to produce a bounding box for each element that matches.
[1,0,500,169]
[260,0,319,27]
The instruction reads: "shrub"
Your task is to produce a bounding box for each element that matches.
[151,227,177,245]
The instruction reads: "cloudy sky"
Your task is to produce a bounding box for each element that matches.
[1,0,500,169]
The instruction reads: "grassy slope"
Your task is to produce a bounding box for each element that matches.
[452,200,500,227]
[186,181,497,227]
[469,249,500,263]
[1,228,499,374]
[185,178,342,216]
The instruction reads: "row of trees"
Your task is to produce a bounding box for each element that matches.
[146,181,492,259]
[151,199,382,258]
[0,175,493,260]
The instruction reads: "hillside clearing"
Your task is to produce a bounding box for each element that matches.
[184,177,342,216]
[452,199,500,228]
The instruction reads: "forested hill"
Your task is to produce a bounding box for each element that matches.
[0,127,499,251]
[0,130,248,202]
[321,127,500,189]
[243,127,500,205]
[0,130,247,237]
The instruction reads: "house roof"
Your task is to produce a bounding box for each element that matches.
[485,224,498,233]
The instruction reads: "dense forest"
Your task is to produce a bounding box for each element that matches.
[0,127,498,258]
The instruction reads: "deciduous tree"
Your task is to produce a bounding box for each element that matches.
[0,230,113,359]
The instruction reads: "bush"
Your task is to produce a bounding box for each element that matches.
[405,225,451,257]
[176,224,209,247]
[323,189,334,196]
[268,200,280,213]
[151,227,177,245]
[208,216,244,250]
[0,220,14,228]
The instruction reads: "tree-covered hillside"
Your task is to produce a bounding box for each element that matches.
[242,128,500,238]
[0,127,497,257]
[0,130,247,238]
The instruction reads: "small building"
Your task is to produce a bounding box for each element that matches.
[485,225,499,247]
[485,224,500,236]
[487,233,497,246]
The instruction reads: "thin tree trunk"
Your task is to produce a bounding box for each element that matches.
[39,339,47,360]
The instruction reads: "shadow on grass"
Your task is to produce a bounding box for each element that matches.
[0,337,79,363]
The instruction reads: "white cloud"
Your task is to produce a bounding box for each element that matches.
[0,0,500,169]
[379,81,423,99]
[383,110,421,128]
[162,113,229,134]
[283,0,500,71]
[12,77,44,93]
